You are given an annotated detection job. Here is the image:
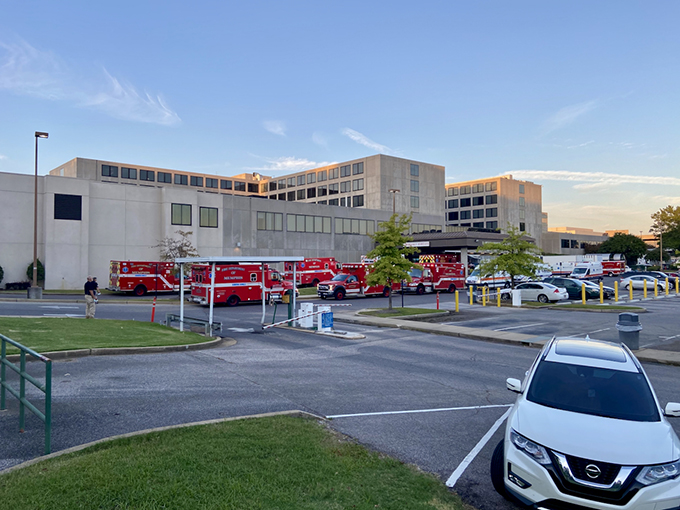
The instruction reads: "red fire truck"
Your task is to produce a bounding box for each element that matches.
[190,263,295,306]
[108,261,185,296]
[283,257,342,287]
[602,260,626,277]
[402,261,466,294]
[316,263,401,300]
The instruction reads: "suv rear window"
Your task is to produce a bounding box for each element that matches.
[527,361,659,422]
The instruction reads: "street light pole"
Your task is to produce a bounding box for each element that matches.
[30,131,49,299]
[388,188,400,215]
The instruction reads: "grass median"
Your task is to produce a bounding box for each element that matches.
[0,415,466,510]
[0,317,207,354]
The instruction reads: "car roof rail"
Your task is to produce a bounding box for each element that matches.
[541,336,557,361]
[619,342,643,374]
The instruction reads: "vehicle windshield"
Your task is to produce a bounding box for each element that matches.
[469,268,480,277]
[527,361,659,422]
[571,268,587,275]
[331,274,349,282]
[409,268,423,278]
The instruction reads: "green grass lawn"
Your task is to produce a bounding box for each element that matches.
[0,415,466,510]
[0,317,207,354]
[359,307,444,318]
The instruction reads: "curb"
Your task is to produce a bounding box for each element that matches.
[0,409,324,476]
[4,337,236,362]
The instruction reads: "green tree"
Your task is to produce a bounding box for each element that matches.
[153,230,200,275]
[476,225,543,289]
[26,259,45,283]
[650,206,680,263]
[365,214,421,310]
[596,233,649,264]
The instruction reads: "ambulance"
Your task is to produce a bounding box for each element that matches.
[316,263,401,300]
[282,257,342,287]
[108,260,185,296]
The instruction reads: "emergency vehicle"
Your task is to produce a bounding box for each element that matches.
[403,255,466,294]
[190,263,295,306]
[602,259,626,277]
[465,267,530,289]
[108,261,185,296]
[569,262,604,280]
[282,257,342,287]
[543,254,625,276]
[316,263,401,300]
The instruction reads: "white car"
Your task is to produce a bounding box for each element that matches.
[621,275,668,291]
[491,336,680,509]
[501,282,569,303]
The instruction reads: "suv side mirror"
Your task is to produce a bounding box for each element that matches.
[506,378,522,393]
[664,403,680,417]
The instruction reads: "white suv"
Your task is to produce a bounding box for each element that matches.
[491,336,680,509]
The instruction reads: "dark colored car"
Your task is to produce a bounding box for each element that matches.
[619,271,670,280]
[542,277,600,300]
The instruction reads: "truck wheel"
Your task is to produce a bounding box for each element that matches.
[490,440,508,498]
[416,284,425,295]
[608,272,613,277]
[448,284,457,293]
[334,289,345,300]
[311,278,320,287]
[226,295,240,307]
[382,287,391,297]
[134,285,147,296]
[537,294,549,303]
[320,295,326,300]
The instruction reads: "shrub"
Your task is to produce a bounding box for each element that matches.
[26,259,45,282]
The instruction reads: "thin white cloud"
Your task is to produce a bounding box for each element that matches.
[245,156,337,174]
[0,154,7,160]
[0,39,180,126]
[542,100,597,134]
[507,170,680,188]
[342,128,397,155]
[312,132,328,147]
[566,140,595,149]
[263,120,286,136]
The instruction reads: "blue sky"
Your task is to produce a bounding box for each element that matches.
[1,1,679,235]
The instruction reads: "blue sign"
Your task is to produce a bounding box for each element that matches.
[321,312,333,328]
[122,267,129,273]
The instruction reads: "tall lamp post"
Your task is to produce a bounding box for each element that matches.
[388,188,400,215]
[29,131,49,299]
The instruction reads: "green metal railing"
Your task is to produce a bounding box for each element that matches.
[1,334,52,454]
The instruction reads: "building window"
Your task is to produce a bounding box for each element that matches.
[307,187,316,199]
[410,196,419,208]
[307,173,316,184]
[234,181,246,192]
[287,191,296,201]
[460,198,471,207]
[318,185,328,197]
[296,189,306,200]
[447,212,458,221]
[447,199,458,208]
[340,165,351,177]
[286,177,295,188]
[571,240,579,249]
[473,209,484,219]
[448,187,458,196]
[340,197,346,207]
[353,195,365,207]
[220,179,232,190]
[171,204,191,225]
[121,167,137,180]
[473,222,484,228]
[486,221,498,229]
[519,222,526,232]
[101,165,118,177]
[519,197,525,207]
[472,196,484,206]
[485,194,497,205]
[519,184,525,194]
[206,178,218,189]
[190,176,203,187]
[328,198,339,206]
[287,214,332,233]
[352,162,364,175]
[329,183,339,195]
[335,217,375,235]
[278,179,286,189]
[297,175,306,186]
[247,183,258,193]
[352,178,364,191]
[269,181,277,191]
[269,195,276,200]
[410,164,419,176]
[340,181,351,193]
[460,210,471,220]
[278,193,286,201]
[257,212,283,231]
[329,167,339,179]
[519,209,525,220]
[54,194,82,221]
[410,180,419,192]
[485,182,497,191]
[317,170,327,182]
[486,208,498,218]
[158,172,172,183]
[200,207,218,228]
[561,239,570,248]
[140,170,155,182]
[472,184,484,193]
[460,185,471,195]
[174,174,188,186]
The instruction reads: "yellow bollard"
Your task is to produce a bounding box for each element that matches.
[629,281,633,301]
[676,277,679,295]
[497,288,501,307]
[469,287,473,305]
[599,280,603,304]
[482,286,487,306]
[455,290,459,312]
[581,283,586,304]
[665,278,669,296]
[654,279,658,297]
[614,281,618,302]
[644,279,647,299]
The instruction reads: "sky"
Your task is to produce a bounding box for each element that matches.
[1,1,679,235]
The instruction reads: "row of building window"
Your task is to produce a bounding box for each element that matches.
[446,221,499,230]
[561,239,580,249]
[171,204,218,227]
[446,195,497,208]
[256,212,373,236]
[446,181,498,196]
[447,208,497,221]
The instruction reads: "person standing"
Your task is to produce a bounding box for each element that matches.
[84,276,97,319]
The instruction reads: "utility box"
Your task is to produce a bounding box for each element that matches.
[616,312,642,350]
[318,305,332,332]
[299,302,315,328]
[512,289,522,307]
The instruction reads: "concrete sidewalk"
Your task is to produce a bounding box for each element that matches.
[332,311,680,367]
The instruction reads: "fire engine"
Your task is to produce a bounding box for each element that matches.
[316,263,401,300]
[602,260,626,277]
[190,263,295,306]
[283,257,342,287]
[403,255,466,294]
[543,254,626,276]
[108,261,185,296]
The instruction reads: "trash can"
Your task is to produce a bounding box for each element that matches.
[616,312,642,350]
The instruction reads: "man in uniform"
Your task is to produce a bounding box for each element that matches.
[84,276,98,319]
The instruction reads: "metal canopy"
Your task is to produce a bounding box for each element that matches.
[175,256,305,333]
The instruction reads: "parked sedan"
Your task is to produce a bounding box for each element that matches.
[621,275,668,291]
[542,277,601,300]
[502,282,569,303]
[581,280,615,300]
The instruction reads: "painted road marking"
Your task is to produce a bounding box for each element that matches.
[41,306,79,309]
[494,322,546,331]
[446,407,512,488]
[326,403,512,420]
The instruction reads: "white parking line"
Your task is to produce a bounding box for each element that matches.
[326,403,512,419]
[446,407,512,488]
[494,322,546,331]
